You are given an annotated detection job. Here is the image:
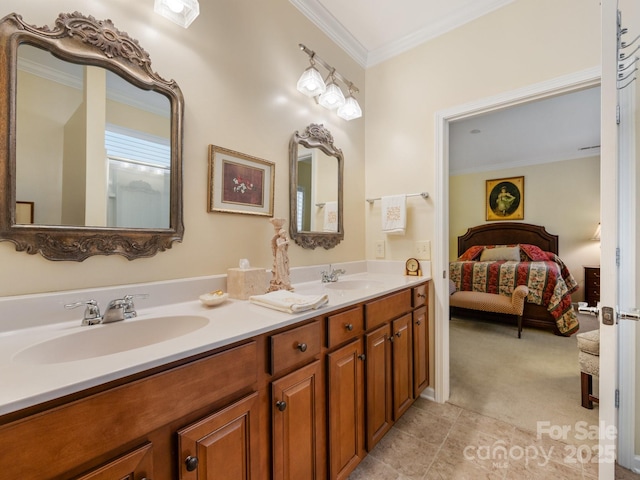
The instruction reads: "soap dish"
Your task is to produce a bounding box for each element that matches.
[199,291,229,307]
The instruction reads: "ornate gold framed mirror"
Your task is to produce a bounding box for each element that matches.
[0,12,184,261]
[289,124,344,249]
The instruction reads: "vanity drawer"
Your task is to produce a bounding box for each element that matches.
[364,289,412,330]
[271,320,321,376]
[413,283,428,308]
[327,306,364,349]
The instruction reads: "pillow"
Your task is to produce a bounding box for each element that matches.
[479,245,520,262]
[457,245,484,261]
[519,243,550,261]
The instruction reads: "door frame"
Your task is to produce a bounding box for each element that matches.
[433,67,601,402]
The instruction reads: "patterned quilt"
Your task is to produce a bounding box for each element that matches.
[450,244,579,335]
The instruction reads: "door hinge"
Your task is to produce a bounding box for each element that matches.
[616,247,621,267]
[616,389,620,408]
[617,104,621,124]
[443,270,446,279]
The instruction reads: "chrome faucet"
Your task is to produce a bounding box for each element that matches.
[321,265,346,283]
[65,294,147,326]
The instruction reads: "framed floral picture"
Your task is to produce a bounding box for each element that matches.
[486,176,524,221]
[208,145,275,216]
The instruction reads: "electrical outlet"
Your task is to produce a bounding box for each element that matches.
[415,240,431,260]
[375,240,385,258]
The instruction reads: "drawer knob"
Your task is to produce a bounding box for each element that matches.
[296,342,308,352]
[276,400,287,411]
[358,353,366,361]
[345,323,353,331]
[417,293,426,299]
[185,455,199,472]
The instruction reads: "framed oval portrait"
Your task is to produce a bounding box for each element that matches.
[486,176,524,221]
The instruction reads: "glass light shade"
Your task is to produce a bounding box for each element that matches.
[154,0,200,28]
[318,81,345,110]
[337,95,362,120]
[591,223,601,241]
[296,66,326,97]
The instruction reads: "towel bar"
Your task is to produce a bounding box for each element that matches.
[366,192,429,204]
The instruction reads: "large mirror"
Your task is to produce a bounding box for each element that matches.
[289,124,343,249]
[0,12,184,261]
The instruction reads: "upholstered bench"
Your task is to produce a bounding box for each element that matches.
[577,329,599,409]
[450,285,529,338]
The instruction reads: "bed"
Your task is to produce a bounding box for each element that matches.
[449,222,579,336]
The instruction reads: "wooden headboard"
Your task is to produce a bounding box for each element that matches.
[457,223,559,256]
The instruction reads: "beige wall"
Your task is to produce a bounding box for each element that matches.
[449,156,601,302]
[0,0,366,296]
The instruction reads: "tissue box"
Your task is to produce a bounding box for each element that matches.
[227,267,268,300]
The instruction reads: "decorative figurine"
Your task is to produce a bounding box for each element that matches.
[268,218,293,292]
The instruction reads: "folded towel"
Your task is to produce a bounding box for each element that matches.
[381,194,406,235]
[249,290,329,314]
[323,201,338,232]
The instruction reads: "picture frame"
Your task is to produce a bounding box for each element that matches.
[486,176,524,221]
[16,201,34,224]
[208,145,275,216]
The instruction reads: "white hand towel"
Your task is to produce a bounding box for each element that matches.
[249,290,329,314]
[381,194,406,235]
[323,201,338,232]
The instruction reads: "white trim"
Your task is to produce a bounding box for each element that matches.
[434,67,601,406]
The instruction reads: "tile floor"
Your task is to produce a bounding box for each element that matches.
[348,397,640,480]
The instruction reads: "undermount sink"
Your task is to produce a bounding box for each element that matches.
[324,280,384,290]
[12,315,210,365]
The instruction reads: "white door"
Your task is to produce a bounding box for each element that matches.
[600,0,639,477]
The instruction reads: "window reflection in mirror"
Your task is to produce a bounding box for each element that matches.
[15,44,171,228]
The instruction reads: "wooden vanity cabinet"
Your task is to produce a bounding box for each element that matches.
[0,282,430,480]
[75,442,154,480]
[269,320,325,480]
[177,392,260,480]
[412,305,429,397]
[326,306,366,480]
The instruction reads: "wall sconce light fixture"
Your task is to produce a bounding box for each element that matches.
[154,0,200,28]
[296,44,362,121]
[590,223,601,241]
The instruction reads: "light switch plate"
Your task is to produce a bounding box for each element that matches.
[415,240,430,260]
[375,240,385,258]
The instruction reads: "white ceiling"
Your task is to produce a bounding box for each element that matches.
[290,0,601,173]
[289,0,516,67]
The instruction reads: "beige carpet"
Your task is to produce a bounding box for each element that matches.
[449,313,599,445]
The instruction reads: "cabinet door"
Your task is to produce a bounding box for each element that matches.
[364,324,392,451]
[177,392,260,480]
[327,339,365,480]
[392,313,414,419]
[75,442,153,480]
[272,360,325,480]
[412,306,429,397]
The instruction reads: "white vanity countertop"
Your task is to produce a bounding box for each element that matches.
[0,266,430,416]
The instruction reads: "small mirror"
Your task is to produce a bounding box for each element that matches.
[289,124,343,249]
[0,12,184,260]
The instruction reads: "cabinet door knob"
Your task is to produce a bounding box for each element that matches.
[276,400,287,411]
[296,342,307,352]
[358,353,366,361]
[416,320,422,325]
[417,293,426,299]
[396,331,402,338]
[185,455,199,472]
[388,335,394,343]
[345,323,353,331]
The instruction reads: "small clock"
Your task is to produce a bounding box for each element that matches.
[405,257,422,276]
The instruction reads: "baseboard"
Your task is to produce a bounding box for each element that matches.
[420,387,436,402]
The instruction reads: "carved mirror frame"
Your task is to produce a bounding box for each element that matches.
[0,12,184,261]
[289,124,344,249]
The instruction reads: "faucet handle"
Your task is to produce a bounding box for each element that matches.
[122,294,148,317]
[65,300,101,325]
